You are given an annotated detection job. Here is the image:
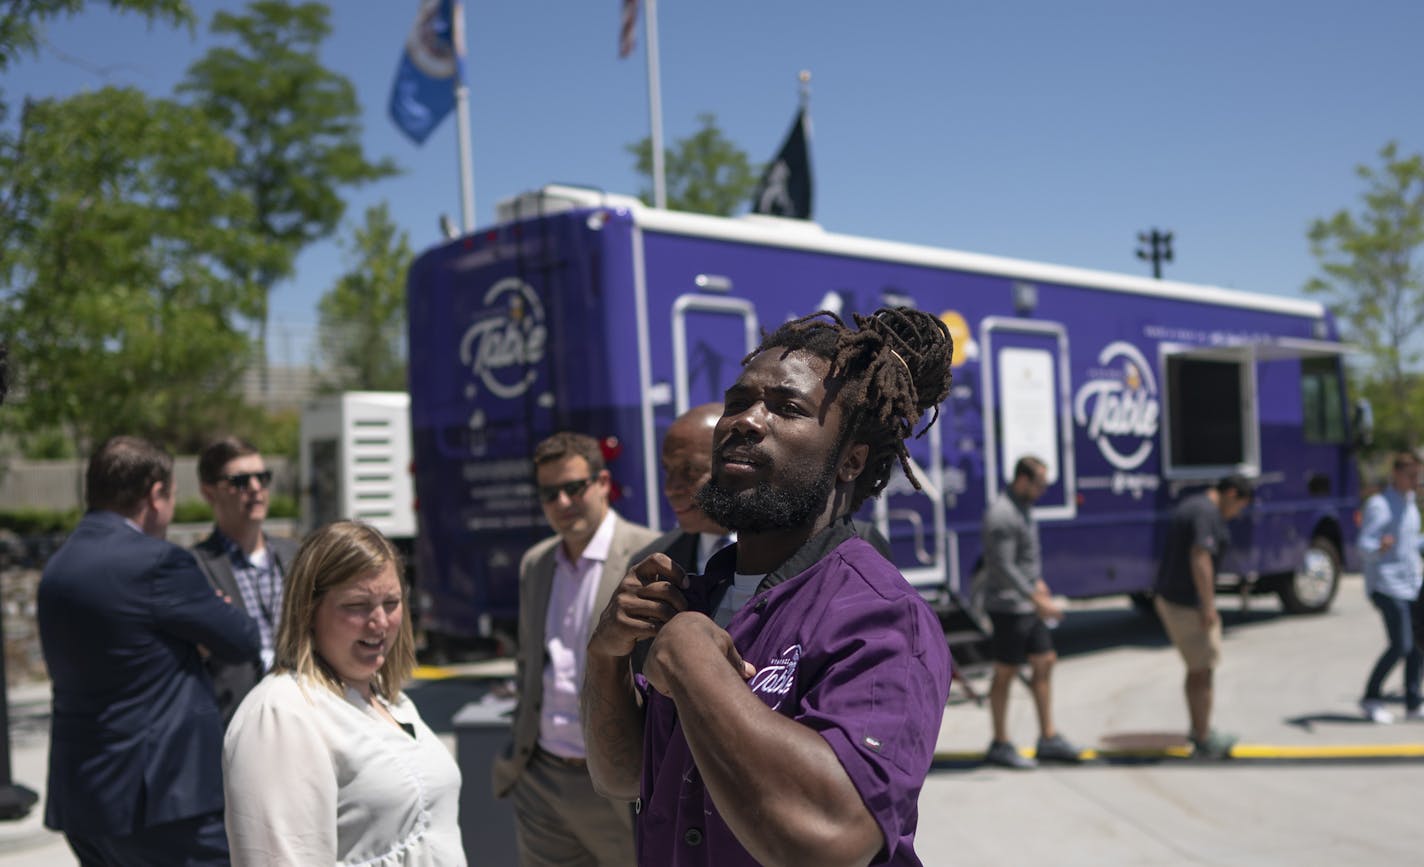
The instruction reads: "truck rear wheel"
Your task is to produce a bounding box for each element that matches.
[1278,537,1341,615]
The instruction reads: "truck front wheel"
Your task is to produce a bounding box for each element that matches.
[1277,537,1341,615]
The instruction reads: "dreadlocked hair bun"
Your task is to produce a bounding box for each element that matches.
[854,307,954,433]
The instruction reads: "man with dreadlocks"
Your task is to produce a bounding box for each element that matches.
[583,307,953,867]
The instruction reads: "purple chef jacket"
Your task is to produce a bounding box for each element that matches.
[637,518,952,866]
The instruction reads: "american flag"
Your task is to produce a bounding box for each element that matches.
[619,0,639,58]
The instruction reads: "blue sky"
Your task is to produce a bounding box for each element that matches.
[11,1,1424,366]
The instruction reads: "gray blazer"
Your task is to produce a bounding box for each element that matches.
[190,528,302,725]
[491,511,659,797]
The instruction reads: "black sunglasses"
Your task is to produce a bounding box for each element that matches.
[537,477,596,503]
[221,470,273,490]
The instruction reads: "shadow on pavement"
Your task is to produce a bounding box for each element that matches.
[1049,603,1285,661]
[1285,711,1379,731]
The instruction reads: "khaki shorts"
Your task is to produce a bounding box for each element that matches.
[1154,596,1222,671]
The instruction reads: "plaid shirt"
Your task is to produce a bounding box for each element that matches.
[216,530,284,672]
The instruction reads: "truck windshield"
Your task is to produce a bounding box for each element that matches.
[1301,357,1347,444]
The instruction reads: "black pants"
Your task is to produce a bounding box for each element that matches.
[63,811,229,867]
[1415,585,1424,654]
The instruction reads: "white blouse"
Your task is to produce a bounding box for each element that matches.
[223,672,466,866]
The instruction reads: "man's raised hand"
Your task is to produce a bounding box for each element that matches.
[587,553,691,659]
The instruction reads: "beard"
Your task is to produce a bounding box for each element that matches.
[696,439,842,533]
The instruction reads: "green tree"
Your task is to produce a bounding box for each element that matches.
[0,0,191,75]
[0,1,194,298]
[178,0,397,392]
[628,113,759,215]
[316,203,412,392]
[0,87,269,461]
[1306,141,1424,447]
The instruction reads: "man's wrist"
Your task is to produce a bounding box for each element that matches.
[587,646,632,674]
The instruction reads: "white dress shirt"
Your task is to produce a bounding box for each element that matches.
[694,531,735,574]
[539,511,617,758]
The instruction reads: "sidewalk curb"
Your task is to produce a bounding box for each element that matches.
[933,742,1424,770]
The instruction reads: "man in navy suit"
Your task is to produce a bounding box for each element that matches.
[38,436,261,866]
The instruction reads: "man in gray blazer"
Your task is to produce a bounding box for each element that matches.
[492,431,657,867]
[190,436,302,724]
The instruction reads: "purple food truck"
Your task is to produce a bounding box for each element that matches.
[406,184,1362,649]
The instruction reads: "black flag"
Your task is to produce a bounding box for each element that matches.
[751,108,812,219]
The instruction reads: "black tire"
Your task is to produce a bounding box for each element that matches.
[1278,536,1341,615]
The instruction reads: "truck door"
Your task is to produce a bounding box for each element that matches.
[1159,343,1259,479]
[869,414,949,591]
[981,317,1077,520]
[671,293,759,414]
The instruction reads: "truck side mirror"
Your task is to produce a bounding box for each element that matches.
[1352,398,1374,449]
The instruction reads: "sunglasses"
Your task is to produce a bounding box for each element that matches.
[221,470,273,490]
[537,477,596,503]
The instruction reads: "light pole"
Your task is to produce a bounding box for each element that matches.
[0,344,37,820]
[1136,228,1174,279]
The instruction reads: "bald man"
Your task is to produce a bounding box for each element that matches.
[634,403,735,576]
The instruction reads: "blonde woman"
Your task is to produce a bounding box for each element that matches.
[223,522,465,865]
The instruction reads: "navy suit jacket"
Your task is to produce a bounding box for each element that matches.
[38,510,261,837]
[630,529,701,576]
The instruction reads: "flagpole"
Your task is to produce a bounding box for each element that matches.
[799,68,811,110]
[454,4,476,232]
[454,84,476,232]
[645,0,667,209]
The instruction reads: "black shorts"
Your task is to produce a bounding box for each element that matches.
[988,612,1054,665]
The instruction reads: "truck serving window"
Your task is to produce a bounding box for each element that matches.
[1166,357,1244,467]
[1301,357,1346,444]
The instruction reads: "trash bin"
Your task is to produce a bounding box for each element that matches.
[454,695,518,866]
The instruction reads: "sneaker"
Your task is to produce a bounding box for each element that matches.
[1360,699,1395,724]
[1404,707,1424,721]
[1189,730,1237,760]
[984,740,1037,769]
[1035,733,1083,764]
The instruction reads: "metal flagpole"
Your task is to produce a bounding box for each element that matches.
[645,0,667,209]
[455,83,476,231]
[453,3,476,231]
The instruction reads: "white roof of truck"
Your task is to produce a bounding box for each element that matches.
[495,185,1325,320]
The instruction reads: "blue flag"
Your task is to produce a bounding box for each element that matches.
[389,0,465,144]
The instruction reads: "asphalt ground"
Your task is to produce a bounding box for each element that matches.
[2,573,1420,865]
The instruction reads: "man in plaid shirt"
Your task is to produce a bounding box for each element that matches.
[191,437,301,724]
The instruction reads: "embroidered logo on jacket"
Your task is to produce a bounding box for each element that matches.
[749,644,802,711]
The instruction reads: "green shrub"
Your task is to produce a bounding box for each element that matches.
[268,493,299,519]
[0,507,82,534]
[0,499,297,533]
[172,500,214,524]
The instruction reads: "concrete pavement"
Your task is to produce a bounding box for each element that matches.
[0,682,66,865]
[921,575,1424,865]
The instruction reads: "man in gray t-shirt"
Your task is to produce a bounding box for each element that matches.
[977,456,1080,769]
